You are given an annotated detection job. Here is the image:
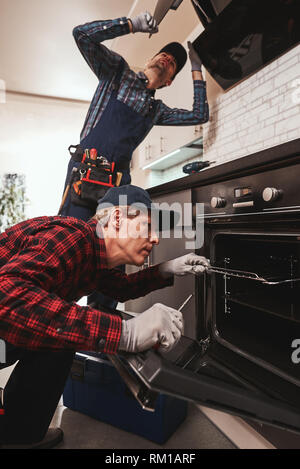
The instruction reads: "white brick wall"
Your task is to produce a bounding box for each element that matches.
[203,44,300,165]
[132,44,300,189]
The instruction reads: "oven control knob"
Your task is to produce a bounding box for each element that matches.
[262,187,282,202]
[211,197,226,208]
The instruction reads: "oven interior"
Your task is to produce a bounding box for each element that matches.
[121,230,300,432]
[211,233,300,388]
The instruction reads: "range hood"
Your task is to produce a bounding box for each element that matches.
[153,0,300,90]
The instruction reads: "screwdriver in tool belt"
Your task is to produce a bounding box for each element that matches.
[89,148,97,161]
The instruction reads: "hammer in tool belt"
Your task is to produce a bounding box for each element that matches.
[115,172,123,187]
[58,167,78,215]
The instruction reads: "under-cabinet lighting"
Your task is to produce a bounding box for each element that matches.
[142,149,181,170]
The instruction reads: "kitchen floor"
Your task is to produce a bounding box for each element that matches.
[51,401,236,449]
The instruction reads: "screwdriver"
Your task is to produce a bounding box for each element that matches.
[153,293,193,351]
[178,293,194,312]
[89,148,97,161]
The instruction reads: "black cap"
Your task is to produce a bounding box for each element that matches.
[97,185,153,212]
[158,42,187,78]
[97,185,179,231]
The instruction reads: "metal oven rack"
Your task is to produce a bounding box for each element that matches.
[205,266,300,285]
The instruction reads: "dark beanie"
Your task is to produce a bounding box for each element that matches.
[158,42,187,78]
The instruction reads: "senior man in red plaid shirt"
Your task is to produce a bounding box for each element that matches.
[0,185,209,449]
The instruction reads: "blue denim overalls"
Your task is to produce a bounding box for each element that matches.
[60,60,156,308]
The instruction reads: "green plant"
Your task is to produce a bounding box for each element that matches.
[0,174,27,232]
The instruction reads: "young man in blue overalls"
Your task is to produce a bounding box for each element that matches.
[60,11,209,308]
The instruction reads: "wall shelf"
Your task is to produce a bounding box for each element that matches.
[142,137,203,171]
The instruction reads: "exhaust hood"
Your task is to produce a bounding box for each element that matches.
[153,0,300,90]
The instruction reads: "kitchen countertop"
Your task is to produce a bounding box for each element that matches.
[147,138,300,197]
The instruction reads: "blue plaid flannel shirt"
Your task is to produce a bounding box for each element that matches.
[73,17,209,141]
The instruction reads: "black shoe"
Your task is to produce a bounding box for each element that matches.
[0,427,64,449]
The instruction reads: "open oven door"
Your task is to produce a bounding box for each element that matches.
[117,310,300,435]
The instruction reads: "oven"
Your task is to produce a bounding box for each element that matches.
[117,151,300,435]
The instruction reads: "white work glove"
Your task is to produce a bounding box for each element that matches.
[188,41,202,71]
[159,253,210,278]
[118,303,183,353]
[130,11,158,34]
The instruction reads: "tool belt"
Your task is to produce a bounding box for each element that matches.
[68,145,126,210]
[69,145,130,171]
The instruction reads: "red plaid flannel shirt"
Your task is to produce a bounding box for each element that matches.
[0,216,173,353]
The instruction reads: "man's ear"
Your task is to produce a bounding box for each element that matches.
[111,208,122,230]
[165,79,173,87]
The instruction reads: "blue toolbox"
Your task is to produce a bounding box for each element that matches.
[63,352,188,444]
